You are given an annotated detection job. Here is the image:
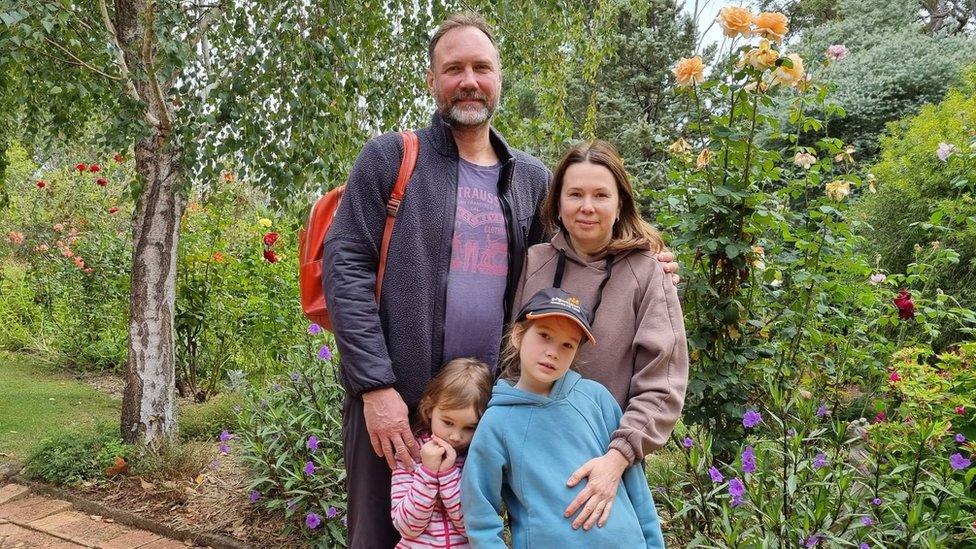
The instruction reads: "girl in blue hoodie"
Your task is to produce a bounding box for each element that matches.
[460,287,665,548]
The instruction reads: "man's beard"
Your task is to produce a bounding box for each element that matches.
[436,89,497,128]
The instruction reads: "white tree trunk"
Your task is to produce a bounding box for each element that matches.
[121,134,185,445]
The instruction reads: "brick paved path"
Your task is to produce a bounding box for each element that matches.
[0,483,188,548]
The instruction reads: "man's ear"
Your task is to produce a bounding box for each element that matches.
[426,68,435,94]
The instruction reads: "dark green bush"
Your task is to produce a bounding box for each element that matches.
[23,424,134,485]
[177,391,245,442]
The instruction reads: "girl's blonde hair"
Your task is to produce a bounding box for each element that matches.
[416,358,494,432]
[543,140,666,255]
[498,321,529,382]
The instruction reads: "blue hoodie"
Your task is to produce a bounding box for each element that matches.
[460,370,665,548]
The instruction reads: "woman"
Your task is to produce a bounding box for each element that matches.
[512,140,689,533]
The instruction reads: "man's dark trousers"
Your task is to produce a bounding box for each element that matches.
[343,395,412,548]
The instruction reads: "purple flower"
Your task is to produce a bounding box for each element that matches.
[307,435,320,451]
[812,452,828,469]
[290,372,300,382]
[209,460,221,470]
[305,512,321,529]
[729,477,745,507]
[655,485,666,494]
[308,323,322,335]
[787,428,796,436]
[950,452,971,470]
[219,442,231,455]
[956,433,967,443]
[342,516,348,528]
[826,44,848,60]
[871,497,882,506]
[304,460,316,475]
[859,543,870,549]
[708,466,724,483]
[326,506,339,519]
[816,403,829,417]
[742,446,756,474]
[742,410,762,428]
[287,498,297,511]
[861,516,874,527]
[804,534,824,547]
[249,490,261,503]
[937,142,957,162]
[682,436,694,448]
[317,345,332,361]
[219,429,234,443]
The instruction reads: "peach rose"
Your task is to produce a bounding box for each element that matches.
[717,6,753,38]
[793,151,817,169]
[673,56,705,88]
[739,39,779,70]
[754,12,789,42]
[771,53,805,87]
[668,137,692,155]
[696,148,713,170]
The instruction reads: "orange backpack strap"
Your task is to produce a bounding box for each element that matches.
[375,130,419,300]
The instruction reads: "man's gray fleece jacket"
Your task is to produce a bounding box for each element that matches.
[323,113,551,406]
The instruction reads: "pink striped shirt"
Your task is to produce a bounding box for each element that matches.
[391,447,469,549]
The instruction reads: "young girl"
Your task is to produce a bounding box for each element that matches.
[391,357,493,548]
[461,288,665,548]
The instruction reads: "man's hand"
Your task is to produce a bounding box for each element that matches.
[420,439,446,472]
[431,436,457,473]
[564,449,629,530]
[362,387,421,470]
[656,250,680,286]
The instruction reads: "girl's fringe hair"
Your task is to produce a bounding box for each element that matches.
[416,357,494,432]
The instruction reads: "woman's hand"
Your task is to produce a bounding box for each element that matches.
[431,436,457,473]
[420,439,445,472]
[564,449,630,530]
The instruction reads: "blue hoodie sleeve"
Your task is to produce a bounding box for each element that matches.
[460,416,508,549]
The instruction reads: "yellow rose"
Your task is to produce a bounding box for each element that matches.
[743,80,770,94]
[668,137,692,155]
[717,6,753,38]
[739,39,779,70]
[258,218,273,228]
[771,53,805,87]
[825,180,851,202]
[833,144,855,163]
[866,173,877,193]
[696,148,713,170]
[754,12,789,42]
[673,56,705,88]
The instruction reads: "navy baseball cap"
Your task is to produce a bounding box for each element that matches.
[516,288,596,345]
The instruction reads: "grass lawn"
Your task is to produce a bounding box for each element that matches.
[0,351,120,461]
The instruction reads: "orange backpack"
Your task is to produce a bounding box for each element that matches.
[299,131,419,331]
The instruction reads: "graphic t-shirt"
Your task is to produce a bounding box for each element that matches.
[442,159,507,368]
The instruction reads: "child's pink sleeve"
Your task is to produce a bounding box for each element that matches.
[390,461,440,539]
[438,464,466,535]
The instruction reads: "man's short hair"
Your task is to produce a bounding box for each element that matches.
[427,11,500,68]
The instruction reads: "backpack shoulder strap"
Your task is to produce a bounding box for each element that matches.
[375,130,419,300]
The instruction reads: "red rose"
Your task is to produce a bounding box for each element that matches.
[263,232,280,247]
[96,178,108,187]
[108,206,119,214]
[893,289,915,320]
[263,249,280,263]
[36,180,46,188]
[89,164,101,173]
[113,153,125,163]
[75,163,87,172]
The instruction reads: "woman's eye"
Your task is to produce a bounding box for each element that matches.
[443,421,453,427]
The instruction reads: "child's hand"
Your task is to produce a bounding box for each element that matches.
[420,439,445,472]
[431,436,457,473]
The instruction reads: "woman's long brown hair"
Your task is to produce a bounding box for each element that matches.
[543,140,665,255]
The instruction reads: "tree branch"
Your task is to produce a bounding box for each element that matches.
[42,37,122,81]
[142,2,173,133]
[98,0,161,128]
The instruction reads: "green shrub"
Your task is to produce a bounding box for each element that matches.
[178,391,246,442]
[23,423,135,485]
[131,439,213,482]
[238,330,346,547]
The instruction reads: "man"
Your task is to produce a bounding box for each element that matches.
[324,12,678,547]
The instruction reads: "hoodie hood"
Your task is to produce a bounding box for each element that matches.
[488,370,583,408]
